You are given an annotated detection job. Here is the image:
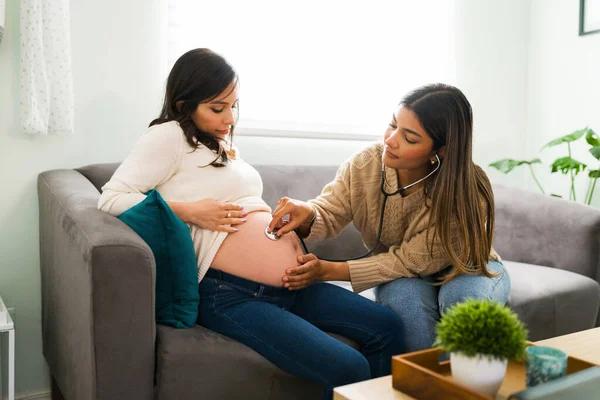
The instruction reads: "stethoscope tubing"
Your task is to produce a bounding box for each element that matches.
[295,154,441,262]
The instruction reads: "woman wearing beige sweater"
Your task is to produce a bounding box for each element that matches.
[268,83,510,352]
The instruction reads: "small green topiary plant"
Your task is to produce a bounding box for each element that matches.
[434,298,528,361]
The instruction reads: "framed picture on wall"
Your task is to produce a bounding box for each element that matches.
[580,0,600,35]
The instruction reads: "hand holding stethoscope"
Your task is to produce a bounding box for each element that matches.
[268,199,329,290]
[267,198,315,238]
[267,154,442,290]
[267,154,442,262]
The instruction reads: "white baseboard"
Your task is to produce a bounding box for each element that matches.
[14,391,51,400]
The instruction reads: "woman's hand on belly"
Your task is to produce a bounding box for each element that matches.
[283,255,351,290]
[168,198,247,232]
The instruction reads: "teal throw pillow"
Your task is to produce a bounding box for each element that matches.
[119,189,199,328]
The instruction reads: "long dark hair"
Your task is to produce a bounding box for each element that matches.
[150,48,238,167]
[401,83,496,283]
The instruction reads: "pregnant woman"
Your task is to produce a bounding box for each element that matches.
[98,48,404,399]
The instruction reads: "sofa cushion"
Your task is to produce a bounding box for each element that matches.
[154,324,359,400]
[330,280,376,301]
[119,190,199,328]
[504,260,600,341]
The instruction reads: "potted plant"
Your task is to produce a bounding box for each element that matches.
[434,298,528,397]
[489,127,600,204]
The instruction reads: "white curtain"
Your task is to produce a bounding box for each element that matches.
[20,0,74,136]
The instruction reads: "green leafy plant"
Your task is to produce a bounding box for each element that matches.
[434,298,528,361]
[489,127,600,204]
[489,158,545,194]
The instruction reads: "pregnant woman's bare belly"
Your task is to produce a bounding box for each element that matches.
[210,211,303,287]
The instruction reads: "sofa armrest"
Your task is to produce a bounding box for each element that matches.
[38,169,155,400]
[493,184,600,283]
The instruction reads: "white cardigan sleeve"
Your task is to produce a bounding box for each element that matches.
[98,123,184,216]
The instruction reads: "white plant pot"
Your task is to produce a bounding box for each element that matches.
[450,352,508,397]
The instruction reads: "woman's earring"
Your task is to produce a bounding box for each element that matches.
[430,158,436,165]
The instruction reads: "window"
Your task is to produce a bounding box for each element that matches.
[168,1,455,139]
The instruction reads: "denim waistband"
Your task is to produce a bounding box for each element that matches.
[204,268,293,297]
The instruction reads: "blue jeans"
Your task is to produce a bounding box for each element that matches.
[375,260,510,353]
[198,269,405,399]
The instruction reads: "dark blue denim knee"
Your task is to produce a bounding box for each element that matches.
[198,269,404,399]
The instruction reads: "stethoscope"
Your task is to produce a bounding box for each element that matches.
[264,153,442,262]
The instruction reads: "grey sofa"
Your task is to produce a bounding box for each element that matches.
[38,163,600,400]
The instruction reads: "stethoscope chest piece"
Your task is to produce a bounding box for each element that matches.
[264,226,281,241]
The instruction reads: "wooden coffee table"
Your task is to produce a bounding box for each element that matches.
[333,327,600,400]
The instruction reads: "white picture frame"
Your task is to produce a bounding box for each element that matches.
[580,0,600,35]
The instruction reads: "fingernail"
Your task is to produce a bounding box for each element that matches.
[284,283,289,288]
[283,277,288,282]
[242,212,248,217]
[232,228,239,232]
[240,219,247,222]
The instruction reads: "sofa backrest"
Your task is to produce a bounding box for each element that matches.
[492,183,600,281]
[77,163,121,193]
[76,163,366,260]
[77,164,600,280]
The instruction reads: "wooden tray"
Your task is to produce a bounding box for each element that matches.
[391,344,597,400]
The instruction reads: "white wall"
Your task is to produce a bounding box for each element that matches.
[527,0,600,204]
[453,0,532,189]
[236,135,372,166]
[0,0,164,396]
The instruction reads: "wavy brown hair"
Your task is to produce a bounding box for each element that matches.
[150,48,238,167]
[402,83,496,283]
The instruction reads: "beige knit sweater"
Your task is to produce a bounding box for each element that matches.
[306,143,500,293]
